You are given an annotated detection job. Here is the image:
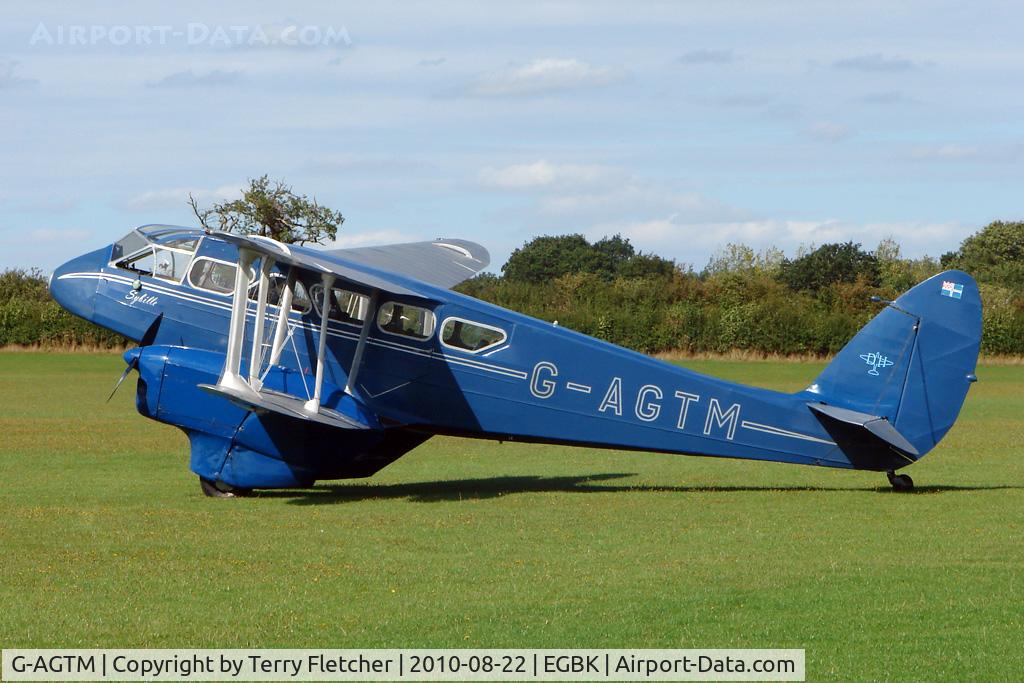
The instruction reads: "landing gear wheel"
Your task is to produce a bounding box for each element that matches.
[886,470,914,492]
[199,477,251,498]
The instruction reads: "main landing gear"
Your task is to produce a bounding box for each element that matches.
[199,477,252,498]
[886,469,914,492]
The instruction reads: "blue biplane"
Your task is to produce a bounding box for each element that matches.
[50,225,981,495]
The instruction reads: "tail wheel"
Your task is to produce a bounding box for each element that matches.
[199,477,252,498]
[886,470,915,492]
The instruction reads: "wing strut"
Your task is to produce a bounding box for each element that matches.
[345,289,379,396]
[248,257,275,390]
[267,268,297,368]
[218,247,260,399]
[202,252,374,430]
[304,273,336,413]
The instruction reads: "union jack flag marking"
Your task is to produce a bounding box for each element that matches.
[941,280,964,300]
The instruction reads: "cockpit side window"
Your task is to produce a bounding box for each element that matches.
[111,231,149,262]
[118,249,156,276]
[112,228,199,282]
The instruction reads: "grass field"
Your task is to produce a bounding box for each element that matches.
[1,352,1022,680]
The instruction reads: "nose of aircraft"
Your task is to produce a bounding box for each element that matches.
[49,246,111,322]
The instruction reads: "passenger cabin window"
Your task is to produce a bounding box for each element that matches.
[188,258,245,294]
[310,284,369,324]
[440,318,507,353]
[247,273,312,314]
[377,302,435,340]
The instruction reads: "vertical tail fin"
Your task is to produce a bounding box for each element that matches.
[806,270,981,462]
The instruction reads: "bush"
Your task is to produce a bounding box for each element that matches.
[10,222,1024,355]
[0,269,125,348]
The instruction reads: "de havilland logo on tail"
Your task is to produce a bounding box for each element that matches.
[859,352,895,376]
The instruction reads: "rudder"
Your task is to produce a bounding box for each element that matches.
[806,270,981,462]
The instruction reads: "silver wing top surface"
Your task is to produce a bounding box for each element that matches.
[212,233,489,298]
[327,239,489,290]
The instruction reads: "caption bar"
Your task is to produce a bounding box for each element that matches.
[2,649,803,681]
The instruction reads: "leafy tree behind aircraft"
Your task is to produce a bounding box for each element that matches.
[942,221,1024,288]
[190,175,344,246]
[704,242,785,276]
[777,241,880,293]
[502,233,676,282]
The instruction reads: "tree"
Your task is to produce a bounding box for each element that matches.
[190,175,344,245]
[501,234,596,282]
[617,252,678,278]
[501,233,676,282]
[704,242,784,276]
[941,221,1024,288]
[592,235,636,278]
[777,241,880,293]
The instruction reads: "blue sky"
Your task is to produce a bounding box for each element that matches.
[1,1,1021,272]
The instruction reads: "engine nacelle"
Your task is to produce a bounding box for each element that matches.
[130,346,428,489]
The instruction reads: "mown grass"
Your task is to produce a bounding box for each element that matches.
[0,353,1021,680]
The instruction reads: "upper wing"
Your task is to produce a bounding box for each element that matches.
[211,233,488,298]
[326,239,489,290]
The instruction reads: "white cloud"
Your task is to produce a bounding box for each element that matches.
[858,90,907,105]
[304,154,432,175]
[469,58,627,96]
[479,161,618,190]
[591,216,965,266]
[911,144,980,160]
[833,53,921,72]
[806,121,854,142]
[677,49,735,65]
[28,227,91,243]
[125,184,241,212]
[908,143,1023,162]
[712,93,774,108]
[481,164,747,234]
[147,69,243,88]
[539,185,742,225]
[0,60,38,89]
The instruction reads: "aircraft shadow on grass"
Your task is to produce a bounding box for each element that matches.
[251,473,1022,505]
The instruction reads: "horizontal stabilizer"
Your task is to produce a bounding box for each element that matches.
[198,383,375,430]
[808,402,919,457]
